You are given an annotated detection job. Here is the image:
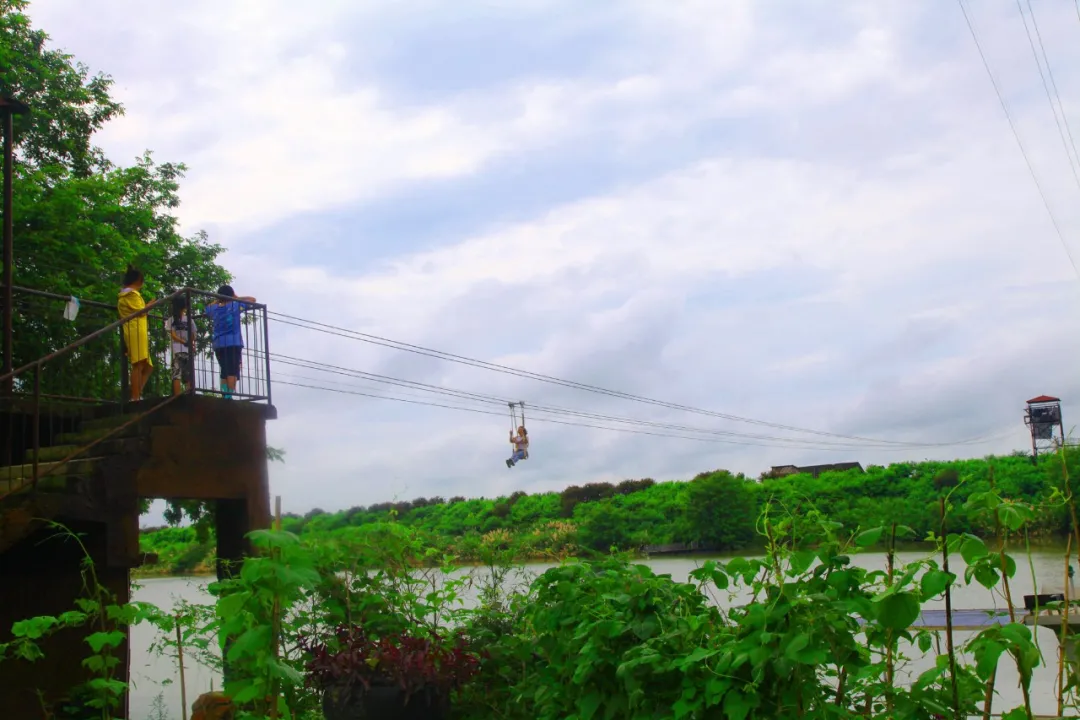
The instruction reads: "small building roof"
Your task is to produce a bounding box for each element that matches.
[768,462,864,478]
[1027,395,1061,404]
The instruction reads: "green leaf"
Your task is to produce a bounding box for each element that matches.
[854,527,885,547]
[266,660,305,686]
[229,681,264,704]
[85,630,125,654]
[919,570,955,600]
[999,502,1035,532]
[973,563,999,589]
[82,655,106,673]
[784,633,810,660]
[225,626,272,663]
[672,698,696,719]
[960,536,988,564]
[704,677,731,705]
[723,689,757,720]
[789,550,816,575]
[999,623,1032,646]
[971,638,1007,680]
[682,646,720,666]
[875,592,921,631]
[578,691,603,720]
[57,611,88,626]
[631,617,658,640]
[11,616,58,640]
[216,592,248,620]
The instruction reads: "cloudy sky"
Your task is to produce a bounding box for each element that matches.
[23,0,1080,520]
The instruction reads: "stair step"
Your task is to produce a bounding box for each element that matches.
[0,473,71,496]
[55,423,143,446]
[25,438,145,463]
[92,398,171,421]
[0,397,101,419]
[0,457,102,483]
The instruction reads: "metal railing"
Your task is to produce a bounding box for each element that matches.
[0,286,273,499]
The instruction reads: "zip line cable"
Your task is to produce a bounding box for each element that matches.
[272,369,1012,451]
[268,354,946,448]
[956,0,1080,280]
[268,369,917,449]
[267,366,896,449]
[275,379,1013,452]
[266,352,1010,450]
[265,313,974,447]
[1016,0,1080,190]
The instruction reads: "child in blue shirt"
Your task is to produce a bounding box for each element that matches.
[205,284,256,399]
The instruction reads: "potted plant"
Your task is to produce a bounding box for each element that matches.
[300,626,481,720]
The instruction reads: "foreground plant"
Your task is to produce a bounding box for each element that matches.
[299,626,480,719]
[0,522,166,719]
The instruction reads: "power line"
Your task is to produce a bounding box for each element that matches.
[268,352,1010,450]
[269,363,898,450]
[1016,0,1080,191]
[268,369,887,449]
[956,0,1080,280]
[265,312,977,448]
[275,379,1013,452]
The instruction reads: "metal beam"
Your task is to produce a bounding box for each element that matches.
[1,96,29,395]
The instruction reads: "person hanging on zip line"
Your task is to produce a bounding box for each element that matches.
[506,425,529,468]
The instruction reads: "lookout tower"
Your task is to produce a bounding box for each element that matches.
[1024,395,1064,463]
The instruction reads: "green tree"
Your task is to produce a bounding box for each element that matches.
[3,1,232,526]
[681,470,757,550]
[576,501,635,551]
[2,0,230,384]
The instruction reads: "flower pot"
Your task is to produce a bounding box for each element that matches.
[322,683,450,720]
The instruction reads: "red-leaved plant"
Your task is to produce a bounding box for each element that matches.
[299,626,482,700]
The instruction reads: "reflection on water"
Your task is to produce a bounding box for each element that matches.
[129,546,1073,719]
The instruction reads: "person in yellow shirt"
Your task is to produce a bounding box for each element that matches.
[117,265,153,402]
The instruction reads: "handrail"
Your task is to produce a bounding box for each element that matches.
[0,284,273,497]
[0,286,268,386]
[11,285,124,312]
[0,290,176,386]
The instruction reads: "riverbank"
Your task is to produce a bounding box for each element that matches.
[133,535,1077,580]
[144,453,1077,572]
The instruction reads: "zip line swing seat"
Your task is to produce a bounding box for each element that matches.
[508,401,529,464]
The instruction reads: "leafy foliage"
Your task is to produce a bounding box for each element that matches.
[5,491,1076,719]
[145,451,1077,571]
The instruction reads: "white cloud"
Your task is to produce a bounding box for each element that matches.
[26,0,932,236]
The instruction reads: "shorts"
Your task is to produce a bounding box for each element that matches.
[214,346,242,379]
[171,352,192,384]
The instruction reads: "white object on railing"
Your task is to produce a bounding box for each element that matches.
[62,296,80,321]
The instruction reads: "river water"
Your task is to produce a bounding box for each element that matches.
[129,547,1074,719]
